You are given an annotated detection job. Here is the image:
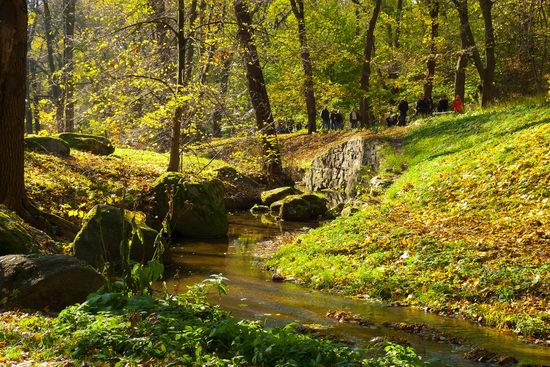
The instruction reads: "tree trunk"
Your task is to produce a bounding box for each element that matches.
[479,0,496,106]
[150,0,171,77]
[212,55,231,138]
[234,0,285,184]
[454,51,468,100]
[42,0,64,131]
[0,0,27,213]
[167,0,187,172]
[184,0,199,84]
[25,59,33,134]
[360,0,382,129]
[290,0,316,134]
[423,0,439,99]
[394,0,404,48]
[63,0,76,132]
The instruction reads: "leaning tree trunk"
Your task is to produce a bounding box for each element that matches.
[0,0,27,214]
[360,0,382,129]
[423,0,439,99]
[234,0,285,184]
[479,0,496,107]
[167,0,187,172]
[63,0,76,132]
[290,0,317,134]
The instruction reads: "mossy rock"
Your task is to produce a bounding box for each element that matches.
[0,207,38,255]
[147,173,228,238]
[270,194,328,222]
[73,205,159,272]
[261,186,302,206]
[25,135,70,156]
[58,133,115,156]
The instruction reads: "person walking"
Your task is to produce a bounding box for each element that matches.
[330,109,338,130]
[398,99,409,126]
[437,96,449,112]
[452,95,464,113]
[335,110,344,130]
[321,106,330,130]
[349,107,359,129]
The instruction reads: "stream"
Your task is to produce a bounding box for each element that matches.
[164,213,550,366]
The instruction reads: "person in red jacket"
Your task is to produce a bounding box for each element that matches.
[452,95,464,113]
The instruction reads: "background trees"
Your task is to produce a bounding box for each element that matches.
[20,0,548,153]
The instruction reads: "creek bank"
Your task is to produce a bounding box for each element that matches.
[0,254,104,311]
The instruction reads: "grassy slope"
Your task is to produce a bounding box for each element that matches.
[25,148,228,225]
[267,103,550,341]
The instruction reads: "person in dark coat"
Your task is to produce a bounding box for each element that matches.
[330,110,338,130]
[398,100,409,126]
[437,96,449,112]
[335,110,344,130]
[320,106,330,130]
[427,96,434,115]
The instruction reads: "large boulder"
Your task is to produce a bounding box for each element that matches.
[261,186,302,206]
[58,133,115,156]
[0,254,104,311]
[25,135,70,157]
[73,205,159,271]
[146,173,228,238]
[270,194,328,222]
[215,166,261,210]
[0,207,38,256]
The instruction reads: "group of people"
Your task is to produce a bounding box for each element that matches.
[319,94,465,131]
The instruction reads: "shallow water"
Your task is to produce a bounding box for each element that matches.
[164,213,550,366]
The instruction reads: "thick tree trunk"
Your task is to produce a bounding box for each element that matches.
[168,0,187,172]
[360,0,382,129]
[234,0,285,184]
[42,0,64,131]
[423,0,439,99]
[0,0,27,213]
[63,0,76,132]
[290,0,316,134]
[479,0,496,106]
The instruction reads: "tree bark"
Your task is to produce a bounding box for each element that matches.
[478,0,496,106]
[360,0,382,129]
[454,51,468,101]
[63,0,76,132]
[394,0,404,48]
[42,0,64,131]
[168,0,187,172]
[290,0,316,134]
[234,0,285,184]
[184,0,199,84]
[212,54,231,138]
[423,0,439,99]
[0,0,26,213]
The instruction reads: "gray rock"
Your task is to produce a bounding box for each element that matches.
[215,166,261,210]
[25,135,70,156]
[0,254,104,310]
[146,173,228,238]
[58,133,115,156]
[261,186,302,206]
[73,205,159,271]
[271,194,328,222]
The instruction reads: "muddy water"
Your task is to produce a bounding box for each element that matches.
[164,213,550,366]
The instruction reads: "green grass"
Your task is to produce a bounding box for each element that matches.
[0,284,425,366]
[267,102,550,340]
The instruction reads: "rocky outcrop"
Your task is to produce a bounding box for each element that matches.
[0,207,38,255]
[146,173,228,238]
[261,186,302,206]
[58,133,115,156]
[25,135,70,156]
[215,166,261,210]
[73,205,159,271]
[305,137,380,196]
[0,254,104,310]
[270,194,328,221]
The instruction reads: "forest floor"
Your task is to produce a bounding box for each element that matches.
[266,102,550,344]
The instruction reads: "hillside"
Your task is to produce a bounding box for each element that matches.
[267,103,550,342]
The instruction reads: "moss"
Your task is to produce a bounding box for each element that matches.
[261,186,302,206]
[271,193,328,221]
[58,133,115,156]
[25,135,70,156]
[0,207,38,255]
